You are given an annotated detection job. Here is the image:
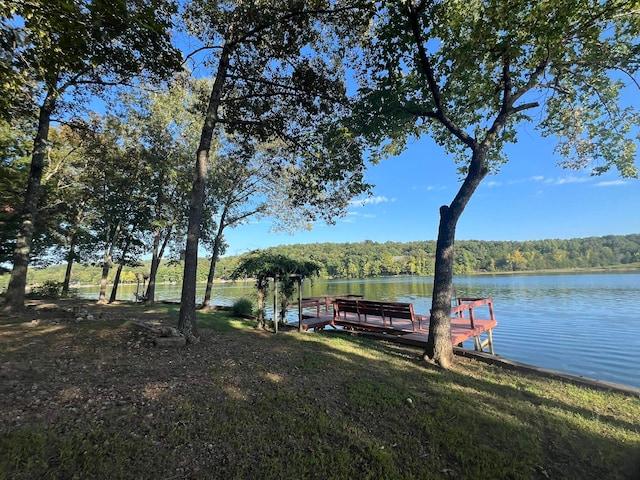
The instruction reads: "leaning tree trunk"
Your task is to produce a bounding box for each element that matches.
[202,210,227,308]
[62,203,86,296]
[61,232,78,297]
[109,236,131,303]
[145,225,171,305]
[201,249,219,308]
[424,205,458,368]
[178,43,231,340]
[98,221,121,305]
[109,262,125,303]
[2,92,56,311]
[424,149,490,367]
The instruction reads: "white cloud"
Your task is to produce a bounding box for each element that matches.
[550,177,591,185]
[350,195,394,207]
[485,181,501,188]
[593,180,628,187]
[506,176,546,185]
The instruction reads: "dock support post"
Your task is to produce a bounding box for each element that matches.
[273,276,278,334]
[297,277,303,332]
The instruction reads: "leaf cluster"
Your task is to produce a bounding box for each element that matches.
[354,0,640,177]
[184,0,373,225]
[231,250,321,281]
[1,0,182,119]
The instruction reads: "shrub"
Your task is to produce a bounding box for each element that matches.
[231,297,254,317]
[29,280,64,298]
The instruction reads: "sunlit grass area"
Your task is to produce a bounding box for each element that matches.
[1,302,639,479]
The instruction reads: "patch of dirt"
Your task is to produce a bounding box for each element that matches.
[0,298,329,478]
[0,299,231,427]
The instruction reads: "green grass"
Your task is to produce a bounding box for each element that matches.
[1,303,639,479]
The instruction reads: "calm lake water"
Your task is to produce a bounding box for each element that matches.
[78,272,640,389]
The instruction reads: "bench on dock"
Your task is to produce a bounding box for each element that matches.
[293,295,497,355]
[332,298,426,331]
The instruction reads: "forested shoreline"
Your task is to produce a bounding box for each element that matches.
[5,233,639,289]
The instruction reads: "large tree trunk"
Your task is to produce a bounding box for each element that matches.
[178,151,208,338]
[424,149,489,367]
[178,44,231,340]
[424,205,457,368]
[2,92,56,311]
[97,258,111,304]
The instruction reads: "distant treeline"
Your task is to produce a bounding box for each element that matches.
[5,234,640,288]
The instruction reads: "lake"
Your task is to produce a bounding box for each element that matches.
[77,272,640,389]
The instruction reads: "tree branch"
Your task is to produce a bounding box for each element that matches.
[404,1,476,149]
[182,45,222,65]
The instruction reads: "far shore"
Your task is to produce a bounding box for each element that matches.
[3,264,638,293]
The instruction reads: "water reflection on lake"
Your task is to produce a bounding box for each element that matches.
[78,272,640,389]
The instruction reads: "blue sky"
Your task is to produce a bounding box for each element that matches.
[222,126,640,257]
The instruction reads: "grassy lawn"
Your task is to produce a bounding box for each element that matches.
[1,300,639,479]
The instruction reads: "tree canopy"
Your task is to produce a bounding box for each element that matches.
[1,0,182,310]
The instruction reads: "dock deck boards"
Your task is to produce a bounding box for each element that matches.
[292,303,497,353]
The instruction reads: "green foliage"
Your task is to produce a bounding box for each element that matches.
[231,251,321,282]
[260,234,640,278]
[231,297,254,317]
[183,0,372,226]
[0,118,34,268]
[355,0,640,179]
[2,0,181,97]
[27,280,65,298]
[1,234,638,289]
[231,251,321,325]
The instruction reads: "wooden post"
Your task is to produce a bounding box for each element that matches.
[273,275,278,334]
[297,277,303,332]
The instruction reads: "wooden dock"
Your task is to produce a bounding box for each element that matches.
[291,297,497,354]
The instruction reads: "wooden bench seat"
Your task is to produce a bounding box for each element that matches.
[332,298,426,331]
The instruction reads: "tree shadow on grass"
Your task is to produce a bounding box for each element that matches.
[313,331,640,479]
[1,308,639,479]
